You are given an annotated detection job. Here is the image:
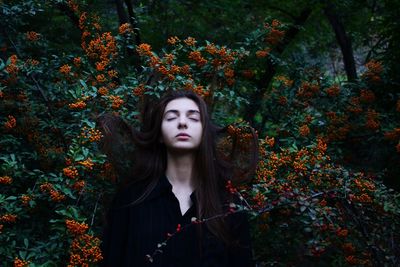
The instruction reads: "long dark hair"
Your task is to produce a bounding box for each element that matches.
[98,89,258,245]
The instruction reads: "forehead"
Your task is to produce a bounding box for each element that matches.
[164,97,200,113]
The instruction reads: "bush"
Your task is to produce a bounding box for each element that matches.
[0,1,399,266]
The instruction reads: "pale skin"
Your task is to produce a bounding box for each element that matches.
[160,97,203,215]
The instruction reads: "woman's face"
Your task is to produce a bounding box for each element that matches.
[161,97,203,153]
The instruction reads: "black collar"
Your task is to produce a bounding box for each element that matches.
[146,174,197,204]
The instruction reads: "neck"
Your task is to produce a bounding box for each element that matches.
[165,151,196,188]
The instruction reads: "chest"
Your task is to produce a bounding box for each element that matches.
[173,192,193,215]
[130,192,195,241]
[128,195,198,264]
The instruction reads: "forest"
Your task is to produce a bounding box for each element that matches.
[0,0,399,266]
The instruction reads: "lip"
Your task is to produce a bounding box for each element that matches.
[176,133,191,137]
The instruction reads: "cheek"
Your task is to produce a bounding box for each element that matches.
[194,125,203,140]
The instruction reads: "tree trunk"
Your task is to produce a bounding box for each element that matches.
[243,59,275,130]
[243,8,312,130]
[114,0,142,70]
[55,2,79,29]
[124,0,141,45]
[115,0,128,24]
[324,4,358,81]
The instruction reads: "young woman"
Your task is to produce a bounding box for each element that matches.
[99,90,257,267]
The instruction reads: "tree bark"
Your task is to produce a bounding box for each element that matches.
[243,8,312,130]
[324,4,358,81]
[55,2,80,29]
[124,0,141,45]
[114,0,142,71]
[115,0,128,25]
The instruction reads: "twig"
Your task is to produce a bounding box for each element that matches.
[90,192,102,227]
[339,199,382,267]
[2,27,21,56]
[235,190,253,211]
[2,27,69,151]
[145,189,333,263]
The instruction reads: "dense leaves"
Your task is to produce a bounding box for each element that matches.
[0,0,399,266]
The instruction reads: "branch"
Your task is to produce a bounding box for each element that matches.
[324,3,357,81]
[364,35,387,63]
[91,192,102,227]
[54,2,80,29]
[124,0,141,45]
[1,25,69,151]
[145,189,332,263]
[243,8,312,129]
[339,199,383,266]
[115,0,129,24]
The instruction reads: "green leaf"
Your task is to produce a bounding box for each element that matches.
[19,250,27,259]
[74,155,84,161]
[79,79,88,90]
[304,227,312,233]
[55,209,69,216]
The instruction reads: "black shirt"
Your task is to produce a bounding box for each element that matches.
[100,174,255,267]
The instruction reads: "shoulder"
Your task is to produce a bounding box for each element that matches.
[111,179,150,209]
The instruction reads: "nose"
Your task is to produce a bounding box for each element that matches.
[178,116,188,129]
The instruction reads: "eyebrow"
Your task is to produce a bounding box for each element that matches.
[164,109,200,116]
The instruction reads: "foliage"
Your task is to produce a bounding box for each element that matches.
[0,0,399,266]
[248,137,400,266]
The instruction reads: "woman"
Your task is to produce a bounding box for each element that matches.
[99,90,257,267]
